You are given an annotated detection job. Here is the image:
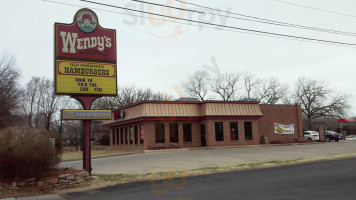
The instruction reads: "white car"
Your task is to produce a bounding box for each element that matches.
[346,135,356,141]
[304,131,319,141]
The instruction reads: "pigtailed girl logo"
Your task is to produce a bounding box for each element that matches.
[77,10,97,33]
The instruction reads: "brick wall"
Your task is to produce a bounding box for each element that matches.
[258,104,303,143]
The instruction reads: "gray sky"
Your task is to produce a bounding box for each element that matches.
[1,0,356,115]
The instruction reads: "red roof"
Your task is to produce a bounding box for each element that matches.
[337,118,356,123]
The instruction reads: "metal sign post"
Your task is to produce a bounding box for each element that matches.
[71,96,99,174]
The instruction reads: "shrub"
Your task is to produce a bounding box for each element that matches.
[34,128,63,156]
[0,127,63,181]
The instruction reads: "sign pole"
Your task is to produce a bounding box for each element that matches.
[71,96,99,175]
[83,119,91,173]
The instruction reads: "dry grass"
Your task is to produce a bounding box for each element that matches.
[61,149,142,161]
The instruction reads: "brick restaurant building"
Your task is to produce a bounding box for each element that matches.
[103,100,303,150]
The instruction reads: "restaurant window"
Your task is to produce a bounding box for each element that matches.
[112,129,116,145]
[183,123,192,142]
[129,126,133,144]
[155,123,165,143]
[215,122,224,141]
[170,123,179,143]
[125,127,128,144]
[116,128,120,144]
[120,127,123,144]
[230,122,238,140]
[134,125,138,145]
[140,125,144,144]
[244,122,253,140]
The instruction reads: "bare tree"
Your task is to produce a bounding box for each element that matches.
[93,86,172,106]
[20,77,41,127]
[53,96,78,136]
[211,72,240,101]
[241,72,260,100]
[293,77,351,130]
[181,70,211,101]
[38,78,63,130]
[0,52,21,128]
[239,72,288,104]
[92,96,121,110]
[20,77,63,130]
[93,86,171,109]
[120,86,140,106]
[257,77,289,104]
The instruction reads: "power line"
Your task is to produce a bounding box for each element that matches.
[132,0,204,14]
[78,0,356,47]
[173,0,356,36]
[274,0,356,18]
[42,0,356,48]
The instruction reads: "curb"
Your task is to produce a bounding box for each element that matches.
[189,142,324,151]
[17,194,66,200]
[144,148,190,153]
[61,152,144,162]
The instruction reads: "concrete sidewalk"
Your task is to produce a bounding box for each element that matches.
[60,141,356,174]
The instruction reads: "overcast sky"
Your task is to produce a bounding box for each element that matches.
[1,0,356,115]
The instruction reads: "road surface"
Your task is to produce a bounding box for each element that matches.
[61,157,356,200]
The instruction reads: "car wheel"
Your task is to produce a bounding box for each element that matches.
[308,138,312,142]
[326,138,331,142]
[335,139,339,142]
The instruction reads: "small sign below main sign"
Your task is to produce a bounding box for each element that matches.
[62,110,112,120]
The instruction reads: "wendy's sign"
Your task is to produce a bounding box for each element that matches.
[55,9,116,62]
[55,8,117,95]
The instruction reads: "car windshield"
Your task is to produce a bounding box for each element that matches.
[304,131,318,134]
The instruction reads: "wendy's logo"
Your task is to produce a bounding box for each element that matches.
[77,10,97,33]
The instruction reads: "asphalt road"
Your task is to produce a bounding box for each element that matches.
[61,157,356,200]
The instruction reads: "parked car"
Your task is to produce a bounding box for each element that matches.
[346,135,356,141]
[303,131,319,141]
[325,131,342,142]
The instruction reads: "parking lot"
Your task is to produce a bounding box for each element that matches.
[61,141,356,174]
